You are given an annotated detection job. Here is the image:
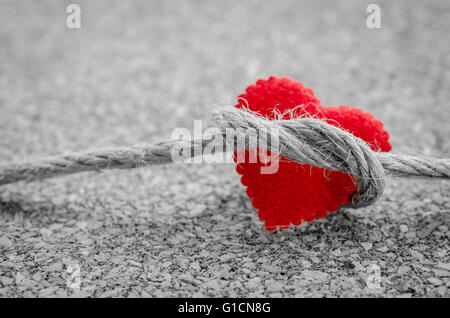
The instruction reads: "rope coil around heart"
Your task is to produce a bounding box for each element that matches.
[1,77,449,231]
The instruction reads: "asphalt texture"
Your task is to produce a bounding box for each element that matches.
[0,0,449,297]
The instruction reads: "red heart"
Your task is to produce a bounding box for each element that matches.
[234,76,392,231]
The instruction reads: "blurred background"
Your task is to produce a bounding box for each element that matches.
[0,0,449,298]
[1,0,449,160]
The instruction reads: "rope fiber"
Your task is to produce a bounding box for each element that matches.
[0,107,449,208]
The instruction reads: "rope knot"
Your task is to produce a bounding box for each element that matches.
[213,107,386,208]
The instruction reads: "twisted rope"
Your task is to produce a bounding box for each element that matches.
[0,107,449,208]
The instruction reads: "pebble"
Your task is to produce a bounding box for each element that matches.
[0,276,13,285]
[410,250,424,260]
[266,281,284,292]
[39,286,59,297]
[365,287,384,295]
[437,286,447,296]
[183,204,207,218]
[128,260,142,267]
[302,270,329,282]
[46,262,63,272]
[427,278,443,286]
[245,277,261,289]
[437,263,450,271]
[331,249,342,256]
[20,278,36,288]
[70,290,91,298]
[360,242,372,251]
[397,266,411,275]
[301,260,312,269]
[15,272,25,284]
[403,200,424,210]
[433,269,450,277]
[204,280,220,290]
[0,237,12,248]
[229,281,242,290]
[351,261,365,272]
[190,261,201,271]
[418,222,441,238]
[261,264,279,273]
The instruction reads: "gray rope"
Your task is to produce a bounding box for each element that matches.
[0,107,449,208]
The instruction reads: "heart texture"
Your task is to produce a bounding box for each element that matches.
[234,76,392,231]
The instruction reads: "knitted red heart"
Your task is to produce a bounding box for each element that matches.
[234,76,392,231]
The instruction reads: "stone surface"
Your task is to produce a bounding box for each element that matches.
[0,0,449,298]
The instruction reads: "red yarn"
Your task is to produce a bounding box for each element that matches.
[234,76,392,231]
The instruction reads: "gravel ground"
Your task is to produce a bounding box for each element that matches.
[0,0,449,298]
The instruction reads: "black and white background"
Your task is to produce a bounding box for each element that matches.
[0,0,449,298]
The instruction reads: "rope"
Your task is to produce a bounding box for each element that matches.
[0,107,449,208]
